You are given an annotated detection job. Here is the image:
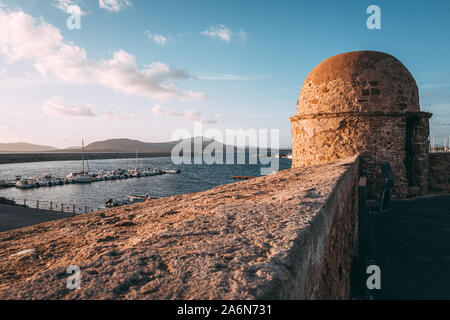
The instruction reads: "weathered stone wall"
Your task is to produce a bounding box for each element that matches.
[404,114,431,196]
[428,153,450,193]
[291,51,432,199]
[291,113,409,198]
[296,51,420,116]
[0,156,360,300]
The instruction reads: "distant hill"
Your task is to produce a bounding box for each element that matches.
[83,138,180,153]
[0,142,60,153]
[80,137,233,153]
[0,138,289,154]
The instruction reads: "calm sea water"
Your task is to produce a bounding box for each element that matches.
[0,156,292,209]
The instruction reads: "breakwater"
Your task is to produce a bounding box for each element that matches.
[0,152,170,165]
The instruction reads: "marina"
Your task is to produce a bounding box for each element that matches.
[0,156,292,211]
[0,142,180,190]
[0,167,180,190]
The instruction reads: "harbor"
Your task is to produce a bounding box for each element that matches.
[0,141,179,190]
[0,156,293,212]
[0,167,180,190]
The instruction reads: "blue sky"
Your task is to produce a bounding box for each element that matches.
[0,0,449,148]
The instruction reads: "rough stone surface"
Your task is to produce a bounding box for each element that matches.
[428,153,450,193]
[0,156,359,300]
[296,51,420,116]
[290,51,432,199]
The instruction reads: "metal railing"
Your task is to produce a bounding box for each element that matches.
[429,136,450,153]
[7,197,103,214]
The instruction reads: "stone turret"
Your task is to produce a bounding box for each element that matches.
[290,51,432,198]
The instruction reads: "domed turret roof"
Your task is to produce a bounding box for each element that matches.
[296,51,420,116]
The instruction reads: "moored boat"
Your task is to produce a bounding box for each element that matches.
[163,169,180,174]
[15,179,35,189]
[0,180,16,188]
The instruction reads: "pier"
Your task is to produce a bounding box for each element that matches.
[1,197,103,214]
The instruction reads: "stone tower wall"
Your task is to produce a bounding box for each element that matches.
[291,112,409,198]
[297,52,420,117]
[291,51,432,199]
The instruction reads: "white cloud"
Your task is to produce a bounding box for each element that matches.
[0,8,203,100]
[144,31,190,46]
[197,74,266,81]
[100,110,138,120]
[420,83,450,89]
[99,0,131,12]
[43,97,96,117]
[53,0,72,12]
[43,97,140,120]
[0,124,12,130]
[52,0,86,15]
[151,104,164,116]
[145,30,167,46]
[201,25,232,42]
[152,104,182,117]
[152,105,218,124]
[201,25,247,44]
[237,29,248,45]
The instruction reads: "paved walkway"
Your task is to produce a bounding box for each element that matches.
[0,204,74,232]
[371,194,450,299]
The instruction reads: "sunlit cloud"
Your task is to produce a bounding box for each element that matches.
[237,30,248,45]
[201,25,248,44]
[144,30,191,46]
[0,7,203,100]
[43,97,141,120]
[152,104,182,117]
[100,111,138,120]
[0,124,12,130]
[152,105,219,124]
[419,83,450,89]
[98,0,131,12]
[52,0,86,15]
[145,30,167,46]
[197,74,266,81]
[184,109,218,124]
[202,25,232,42]
[43,97,96,117]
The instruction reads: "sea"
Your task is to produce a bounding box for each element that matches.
[0,156,292,210]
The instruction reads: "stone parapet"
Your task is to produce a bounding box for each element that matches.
[428,153,450,193]
[0,156,360,299]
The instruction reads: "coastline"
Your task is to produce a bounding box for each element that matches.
[0,152,171,165]
[0,149,293,165]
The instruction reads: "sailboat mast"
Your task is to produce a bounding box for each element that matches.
[82,139,85,173]
[135,148,138,170]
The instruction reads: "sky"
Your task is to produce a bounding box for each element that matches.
[0,0,449,148]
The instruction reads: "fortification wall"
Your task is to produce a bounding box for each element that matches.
[291,113,408,198]
[429,153,450,193]
[0,156,360,300]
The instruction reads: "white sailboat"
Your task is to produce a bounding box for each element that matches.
[66,139,92,184]
[15,179,34,189]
